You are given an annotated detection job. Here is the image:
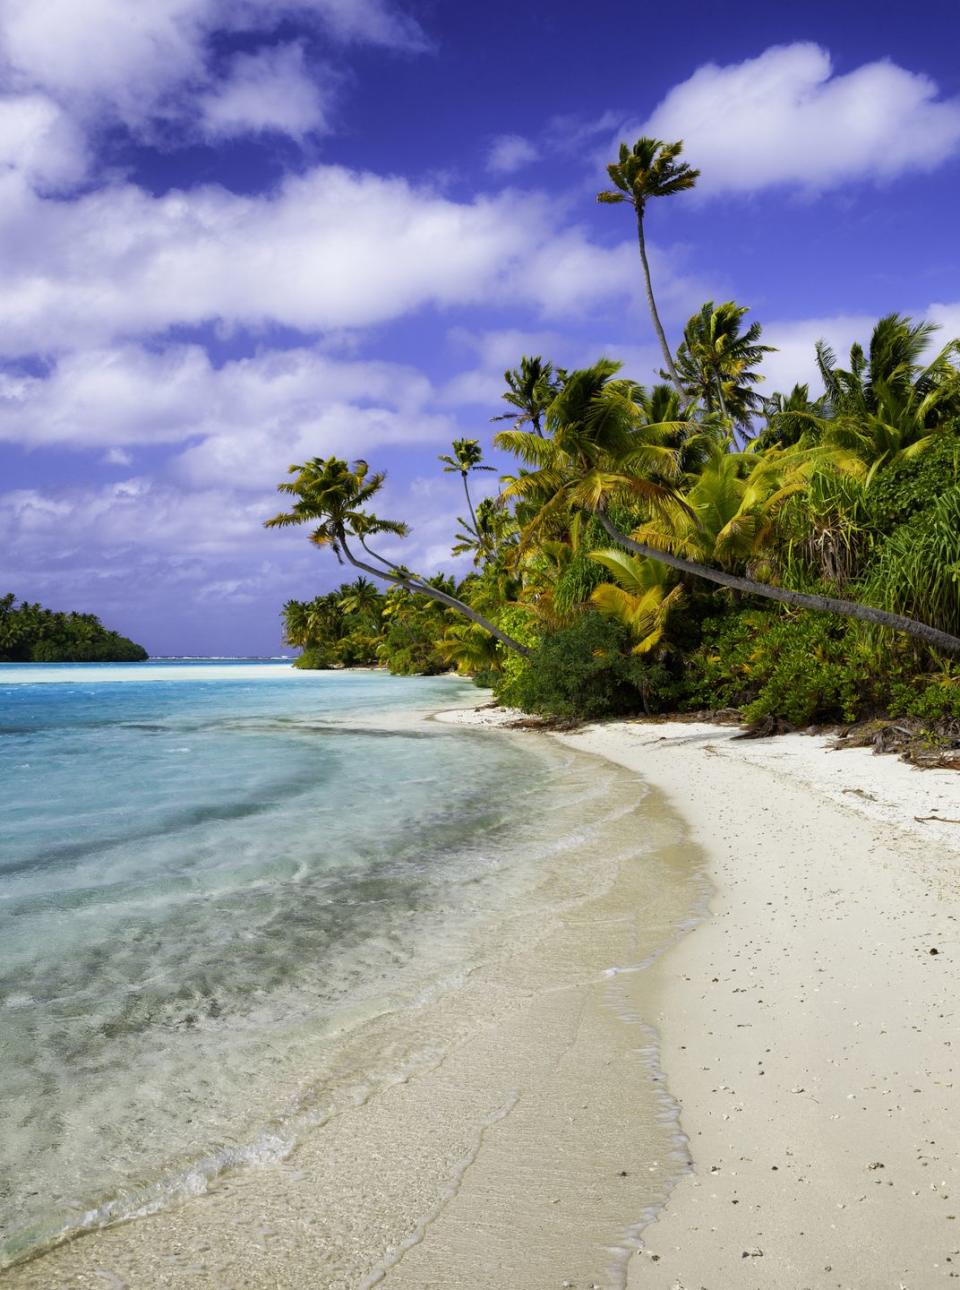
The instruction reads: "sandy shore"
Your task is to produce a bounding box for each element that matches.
[557,716,960,1289]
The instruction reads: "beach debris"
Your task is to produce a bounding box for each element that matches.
[742,1247,764,1257]
[915,816,960,824]
[930,947,941,955]
[868,1161,885,1170]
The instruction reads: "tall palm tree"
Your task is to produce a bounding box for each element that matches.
[495,362,960,655]
[598,137,699,390]
[493,356,562,438]
[438,438,495,537]
[265,457,532,656]
[673,301,775,431]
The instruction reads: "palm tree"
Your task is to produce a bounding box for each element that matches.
[588,549,684,656]
[815,315,960,482]
[338,576,382,623]
[281,599,311,648]
[495,363,960,655]
[673,301,775,432]
[438,438,495,538]
[754,384,826,451]
[493,356,563,438]
[265,457,532,656]
[598,137,699,390]
[495,359,688,547]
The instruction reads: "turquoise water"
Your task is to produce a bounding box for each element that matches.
[0,663,597,1267]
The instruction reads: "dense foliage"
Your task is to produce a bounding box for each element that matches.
[0,594,148,663]
[270,136,960,731]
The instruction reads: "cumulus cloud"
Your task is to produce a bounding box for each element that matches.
[486,133,539,175]
[0,166,642,354]
[0,342,455,481]
[0,0,425,173]
[641,43,960,194]
[0,91,87,187]
[200,43,330,140]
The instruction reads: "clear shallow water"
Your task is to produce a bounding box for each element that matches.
[0,663,600,1267]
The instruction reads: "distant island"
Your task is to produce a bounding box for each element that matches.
[0,594,148,663]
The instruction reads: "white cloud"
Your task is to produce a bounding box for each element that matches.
[641,43,960,194]
[486,133,539,175]
[756,314,875,396]
[200,43,329,140]
[0,91,87,187]
[0,166,642,354]
[0,0,425,172]
[0,340,448,467]
[0,0,423,109]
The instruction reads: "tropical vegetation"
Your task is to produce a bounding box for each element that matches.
[0,594,148,662]
[271,136,960,730]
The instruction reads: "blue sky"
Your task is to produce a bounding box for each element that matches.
[1,0,959,655]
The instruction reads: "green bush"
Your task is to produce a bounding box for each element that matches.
[293,646,334,670]
[497,611,674,720]
[681,606,888,726]
[888,671,960,722]
[864,434,960,533]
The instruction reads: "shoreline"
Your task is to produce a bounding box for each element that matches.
[5,697,705,1289]
[8,692,960,1287]
[552,715,960,1287]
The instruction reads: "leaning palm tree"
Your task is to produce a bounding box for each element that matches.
[673,301,775,432]
[265,457,531,656]
[598,137,699,390]
[493,356,562,438]
[496,362,960,655]
[438,438,495,537]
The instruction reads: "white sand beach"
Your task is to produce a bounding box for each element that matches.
[549,714,960,1288]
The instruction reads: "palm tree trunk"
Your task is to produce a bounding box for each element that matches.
[596,513,960,655]
[636,209,682,393]
[339,534,532,656]
[461,472,480,536]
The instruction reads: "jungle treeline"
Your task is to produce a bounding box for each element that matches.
[0,594,148,663]
[270,138,960,730]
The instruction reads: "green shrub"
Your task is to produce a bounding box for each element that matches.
[681,607,888,726]
[864,434,960,533]
[293,646,335,669]
[888,670,960,722]
[497,611,674,720]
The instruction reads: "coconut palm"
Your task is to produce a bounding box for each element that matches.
[754,384,827,451]
[673,301,775,432]
[265,457,531,656]
[598,137,699,389]
[281,599,311,648]
[493,356,563,438]
[814,316,960,482]
[495,359,688,547]
[338,576,382,624]
[438,438,495,538]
